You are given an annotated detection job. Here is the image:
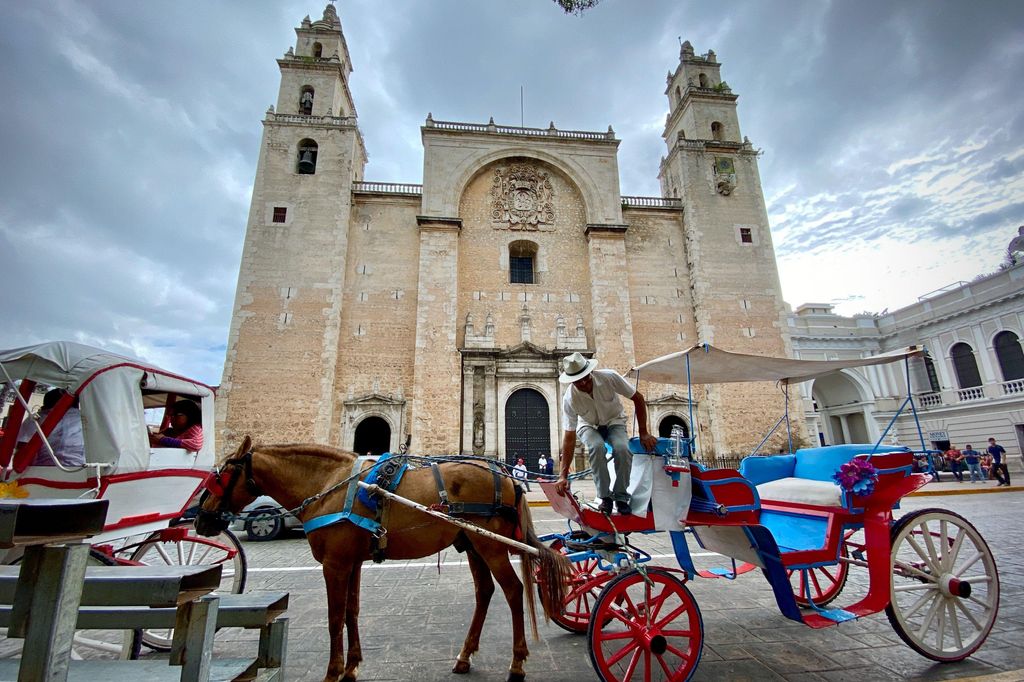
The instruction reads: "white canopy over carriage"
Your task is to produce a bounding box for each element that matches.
[1,341,216,543]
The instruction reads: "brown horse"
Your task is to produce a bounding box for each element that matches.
[195,436,570,682]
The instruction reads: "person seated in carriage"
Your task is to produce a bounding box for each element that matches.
[555,352,658,516]
[16,388,85,467]
[149,399,204,452]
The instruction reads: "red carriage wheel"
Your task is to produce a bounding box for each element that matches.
[587,568,703,682]
[541,534,615,633]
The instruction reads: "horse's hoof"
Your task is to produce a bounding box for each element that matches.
[452,660,471,674]
[507,673,526,682]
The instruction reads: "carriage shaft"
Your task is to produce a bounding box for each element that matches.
[359,482,540,556]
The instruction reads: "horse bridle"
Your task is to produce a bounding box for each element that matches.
[196,450,263,532]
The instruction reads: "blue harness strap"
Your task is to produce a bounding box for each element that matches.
[303,456,383,536]
[357,453,408,512]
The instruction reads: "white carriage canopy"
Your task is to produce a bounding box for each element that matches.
[0,341,214,471]
[628,344,924,386]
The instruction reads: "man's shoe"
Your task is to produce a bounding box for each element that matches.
[599,498,613,515]
[615,500,633,516]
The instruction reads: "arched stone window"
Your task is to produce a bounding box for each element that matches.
[299,86,314,115]
[711,121,724,141]
[675,85,681,104]
[297,139,318,175]
[950,342,982,389]
[509,240,537,284]
[698,73,708,88]
[994,330,1024,380]
[312,42,323,58]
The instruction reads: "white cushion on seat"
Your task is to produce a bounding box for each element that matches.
[756,477,842,507]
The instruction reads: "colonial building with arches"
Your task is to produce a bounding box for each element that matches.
[788,254,1024,468]
[217,5,796,466]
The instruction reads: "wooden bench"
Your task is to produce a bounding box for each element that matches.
[0,588,289,681]
[0,563,286,681]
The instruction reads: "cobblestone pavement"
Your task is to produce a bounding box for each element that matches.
[189,490,1023,682]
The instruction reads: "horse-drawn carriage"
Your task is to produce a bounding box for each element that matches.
[0,341,245,656]
[538,343,999,681]
[193,343,1000,682]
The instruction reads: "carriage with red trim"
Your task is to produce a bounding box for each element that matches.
[0,341,245,657]
[540,344,1000,681]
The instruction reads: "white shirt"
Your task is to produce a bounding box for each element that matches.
[512,462,528,480]
[17,407,86,467]
[537,456,549,470]
[561,369,636,432]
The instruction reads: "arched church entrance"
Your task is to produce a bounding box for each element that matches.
[353,416,391,456]
[658,415,689,439]
[504,388,550,470]
[811,372,872,445]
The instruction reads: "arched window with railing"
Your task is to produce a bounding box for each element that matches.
[711,121,723,141]
[994,330,1024,380]
[313,42,323,58]
[698,73,708,88]
[950,342,982,388]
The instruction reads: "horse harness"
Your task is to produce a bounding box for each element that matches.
[302,455,519,563]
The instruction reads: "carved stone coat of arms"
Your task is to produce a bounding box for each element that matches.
[491,164,555,229]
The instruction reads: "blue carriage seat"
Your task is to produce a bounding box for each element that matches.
[739,444,908,508]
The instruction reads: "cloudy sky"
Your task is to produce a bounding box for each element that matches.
[1,0,1022,385]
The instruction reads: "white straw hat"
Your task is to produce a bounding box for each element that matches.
[559,352,598,384]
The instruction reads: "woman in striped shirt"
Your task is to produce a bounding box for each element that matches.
[149,399,204,452]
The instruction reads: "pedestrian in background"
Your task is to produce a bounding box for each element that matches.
[944,445,964,482]
[962,444,983,483]
[988,438,1011,486]
[512,457,531,492]
[537,454,549,481]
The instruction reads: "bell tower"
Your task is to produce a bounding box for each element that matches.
[658,42,797,454]
[218,3,367,451]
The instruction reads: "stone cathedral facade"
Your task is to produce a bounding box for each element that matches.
[217,4,800,465]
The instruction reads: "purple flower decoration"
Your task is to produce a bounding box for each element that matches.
[833,458,879,496]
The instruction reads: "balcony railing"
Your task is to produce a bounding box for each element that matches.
[425,117,616,141]
[1002,378,1024,395]
[352,182,423,195]
[621,196,683,209]
[956,387,985,402]
[267,112,358,127]
[918,392,942,408]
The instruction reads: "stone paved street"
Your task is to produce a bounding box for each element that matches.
[200,488,1024,682]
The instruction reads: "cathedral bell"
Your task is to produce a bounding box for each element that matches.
[298,150,316,174]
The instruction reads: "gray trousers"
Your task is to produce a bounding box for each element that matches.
[578,424,632,502]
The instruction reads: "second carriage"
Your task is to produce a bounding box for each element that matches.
[0,341,246,656]
[539,343,1000,681]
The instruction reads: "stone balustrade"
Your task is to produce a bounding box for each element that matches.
[918,392,943,408]
[1002,378,1024,395]
[425,117,616,141]
[352,181,423,195]
[266,112,358,126]
[957,386,985,402]
[621,196,683,209]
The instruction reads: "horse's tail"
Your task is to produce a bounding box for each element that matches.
[516,490,571,639]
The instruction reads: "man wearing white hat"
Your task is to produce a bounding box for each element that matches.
[554,352,658,515]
